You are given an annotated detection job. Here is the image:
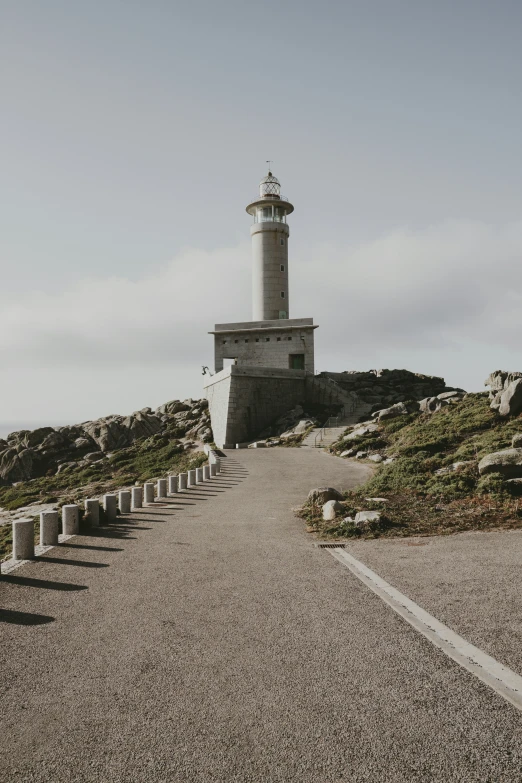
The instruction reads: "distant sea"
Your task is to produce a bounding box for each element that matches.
[0,422,66,440]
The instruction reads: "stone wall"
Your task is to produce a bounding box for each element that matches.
[204,366,307,447]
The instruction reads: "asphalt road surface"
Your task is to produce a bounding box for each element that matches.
[2,448,522,782]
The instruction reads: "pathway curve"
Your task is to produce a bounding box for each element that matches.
[2,449,522,782]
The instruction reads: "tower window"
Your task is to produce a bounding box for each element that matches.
[280,238,284,246]
[287,336,292,341]
[222,340,227,344]
[280,264,285,272]
[280,291,285,298]
[245,339,249,343]
[234,339,239,344]
[277,337,281,341]
[255,338,260,342]
[265,337,270,342]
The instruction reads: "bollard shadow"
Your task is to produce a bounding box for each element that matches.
[0,608,55,625]
[61,543,124,553]
[1,575,88,591]
[37,556,109,569]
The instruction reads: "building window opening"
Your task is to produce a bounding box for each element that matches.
[280,291,285,298]
[289,354,305,370]
[277,337,281,341]
[287,336,292,341]
[255,338,260,342]
[234,339,239,344]
[265,337,270,342]
[280,238,284,246]
[222,340,227,344]
[245,339,249,343]
[280,264,285,271]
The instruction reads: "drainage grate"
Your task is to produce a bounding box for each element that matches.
[316,542,346,549]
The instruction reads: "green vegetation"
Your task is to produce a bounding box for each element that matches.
[300,393,522,540]
[0,435,208,558]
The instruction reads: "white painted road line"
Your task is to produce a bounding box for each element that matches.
[329,547,522,712]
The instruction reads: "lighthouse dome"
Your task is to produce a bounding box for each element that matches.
[259,172,281,198]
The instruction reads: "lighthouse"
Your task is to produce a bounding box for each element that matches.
[246,171,294,321]
[205,169,319,447]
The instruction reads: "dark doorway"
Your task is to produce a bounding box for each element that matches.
[289,354,305,370]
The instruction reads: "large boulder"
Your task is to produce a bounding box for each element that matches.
[0,448,35,483]
[354,510,382,528]
[371,402,408,421]
[498,379,522,417]
[478,448,522,478]
[308,487,344,506]
[322,500,344,521]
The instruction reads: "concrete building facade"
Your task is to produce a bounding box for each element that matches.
[211,317,317,374]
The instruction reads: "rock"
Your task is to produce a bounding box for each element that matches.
[294,419,314,434]
[84,452,104,463]
[56,461,77,473]
[322,500,344,521]
[372,402,408,421]
[437,391,464,400]
[478,448,522,478]
[368,454,384,463]
[74,437,93,450]
[355,451,368,459]
[435,461,473,475]
[512,434,522,448]
[340,449,357,458]
[365,497,388,503]
[498,379,522,417]
[0,448,35,483]
[308,487,344,506]
[354,510,382,528]
[344,423,379,441]
[383,458,395,464]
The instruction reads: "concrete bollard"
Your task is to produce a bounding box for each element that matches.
[187,470,196,487]
[131,486,143,509]
[157,478,167,499]
[144,483,155,504]
[196,467,204,483]
[168,475,179,494]
[62,504,79,535]
[178,473,188,491]
[215,459,221,473]
[118,490,131,515]
[210,463,217,477]
[208,451,216,464]
[203,465,210,481]
[85,498,99,527]
[40,510,59,546]
[13,518,35,560]
[103,494,118,522]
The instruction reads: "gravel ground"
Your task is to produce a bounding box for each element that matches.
[347,529,522,676]
[1,449,522,782]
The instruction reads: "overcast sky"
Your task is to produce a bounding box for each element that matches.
[2,0,522,426]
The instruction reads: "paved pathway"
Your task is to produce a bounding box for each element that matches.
[2,449,522,782]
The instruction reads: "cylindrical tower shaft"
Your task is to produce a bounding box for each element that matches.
[246,171,294,322]
[251,221,289,321]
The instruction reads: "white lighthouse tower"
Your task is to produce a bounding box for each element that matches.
[246,170,294,321]
[205,169,319,447]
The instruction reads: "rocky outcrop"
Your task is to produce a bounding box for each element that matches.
[485,371,522,417]
[319,369,464,417]
[418,390,466,414]
[0,398,212,486]
[478,448,522,478]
